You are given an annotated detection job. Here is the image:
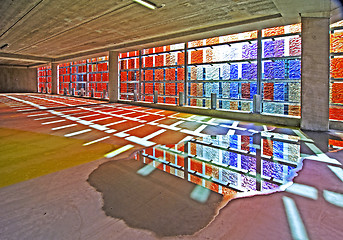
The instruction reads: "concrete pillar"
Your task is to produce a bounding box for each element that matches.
[108,51,119,103]
[301,16,330,131]
[51,62,58,94]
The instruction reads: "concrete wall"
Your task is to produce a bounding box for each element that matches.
[0,66,37,93]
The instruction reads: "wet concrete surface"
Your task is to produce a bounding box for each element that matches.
[0,93,342,240]
[88,158,225,237]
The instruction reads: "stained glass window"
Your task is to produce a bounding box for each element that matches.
[57,57,109,98]
[261,24,301,116]
[330,21,343,121]
[37,66,52,93]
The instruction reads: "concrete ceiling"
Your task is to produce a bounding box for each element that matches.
[0,0,340,67]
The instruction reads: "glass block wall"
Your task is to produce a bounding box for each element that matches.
[136,133,300,194]
[261,24,301,116]
[37,66,52,93]
[58,57,109,98]
[330,20,343,121]
[119,24,302,117]
[87,57,109,98]
[119,51,140,101]
[143,44,185,104]
[187,31,257,110]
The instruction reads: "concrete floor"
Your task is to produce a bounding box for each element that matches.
[0,93,342,240]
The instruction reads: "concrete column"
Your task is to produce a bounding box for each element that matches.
[51,62,58,94]
[108,51,119,103]
[301,16,330,131]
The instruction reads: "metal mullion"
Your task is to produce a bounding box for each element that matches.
[257,29,262,95]
[184,42,188,105]
[138,50,142,101]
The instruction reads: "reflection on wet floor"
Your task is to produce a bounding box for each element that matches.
[134,131,303,203]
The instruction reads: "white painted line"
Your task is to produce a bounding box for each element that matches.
[52,124,77,131]
[285,183,318,200]
[147,122,159,126]
[27,113,49,117]
[91,117,112,122]
[323,190,343,208]
[78,114,101,118]
[328,165,343,182]
[65,116,80,121]
[42,119,66,125]
[105,144,134,158]
[179,136,194,143]
[122,124,145,133]
[157,124,181,131]
[125,136,155,147]
[194,124,207,133]
[77,120,92,125]
[180,129,207,137]
[136,114,150,119]
[17,108,35,112]
[105,129,117,134]
[104,120,127,126]
[90,124,109,131]
[142,129,166,140]
[282,196,309,240]
[64,129,91,137]
[170,121,185,127]
[83,136,110,146]
[60,109,81,113]
[114,132,130,138]
[34,116,56,120]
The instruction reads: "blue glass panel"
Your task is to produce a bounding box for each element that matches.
[230,64,238,79]
[241,156,256,172]
[263,161,283,180]
[222,151,229,165]
[250,82,257,99]
[222,64,230,79]
[242,63,257,79]
[230,135,238,148]
[264,39,285,58]
[273,141,284,159]
[289,60,301,79]
[229,152,238,167]
[264,41,274,58]
[264,61,274,79]
[274,83,285,101]
[274,61,285,79]
[230,82,239,99]
[242,43,257,59]
[274,39,285,57]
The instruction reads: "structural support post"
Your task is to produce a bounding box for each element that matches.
[108,51,119,103]
[301,16,330,131]
[51,62,58,94]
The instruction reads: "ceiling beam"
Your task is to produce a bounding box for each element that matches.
[55,13,283,62]
[0,52,52,63]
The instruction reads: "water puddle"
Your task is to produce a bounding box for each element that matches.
[88,131,305,237]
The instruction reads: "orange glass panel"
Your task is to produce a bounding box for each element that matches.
[331,82,343,104]
[205,37,220,45]
[263,26,285,37]
[331,57,343,78]
[190,50,203,64]
[330,106,343,121]
[188,40,204,48]
[330,32,343,53]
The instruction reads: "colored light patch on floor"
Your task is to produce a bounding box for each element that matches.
[0,127,117,188]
